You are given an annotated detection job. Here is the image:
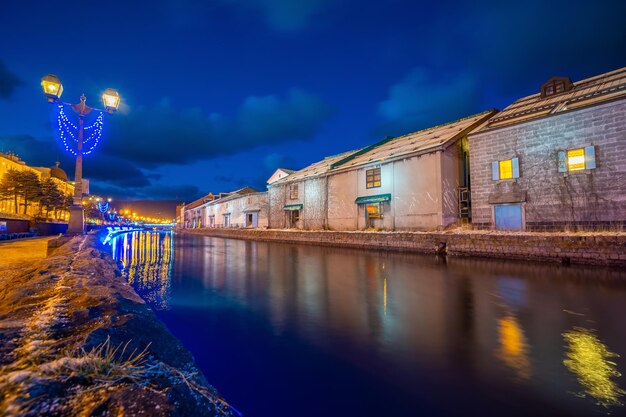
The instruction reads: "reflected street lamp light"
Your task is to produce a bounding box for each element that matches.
[41,74,121,234]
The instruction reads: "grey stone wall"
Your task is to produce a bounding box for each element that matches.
[268,184,287,228]
[181,228,626,267]
[469,99,626,230]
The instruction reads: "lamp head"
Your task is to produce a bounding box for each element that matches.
[102,88,120,113]
[41,74,63,102]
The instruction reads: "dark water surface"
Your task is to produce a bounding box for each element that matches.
[109,231,626,417]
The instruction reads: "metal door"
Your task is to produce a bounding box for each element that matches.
[494,204,523,230]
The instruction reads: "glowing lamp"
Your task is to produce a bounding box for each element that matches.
[41,74,63,102]
[102,88,120,113]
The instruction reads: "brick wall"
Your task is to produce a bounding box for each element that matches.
[469,99,626,230]
[181,228,626,267]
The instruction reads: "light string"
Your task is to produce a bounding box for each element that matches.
[97,201,110,213]
[56,104,105,155]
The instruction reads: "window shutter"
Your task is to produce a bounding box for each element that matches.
[512,157,520,178]
[557,151,567,173]
[492,161,500,181]
[584,146,596,169]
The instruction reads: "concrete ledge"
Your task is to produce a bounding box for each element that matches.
[180,228,626,267]
[0,235,236,416]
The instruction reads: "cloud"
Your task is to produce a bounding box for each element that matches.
[0,60,22,100]
[103,88,332,167]
[263,152,296,171]
[376,68,480,136]
[0,134,155,189]
[223,0,330,31]
[90,182,200,201]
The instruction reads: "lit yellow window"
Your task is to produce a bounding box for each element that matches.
[499,159,513,179]
[567,148,585,171]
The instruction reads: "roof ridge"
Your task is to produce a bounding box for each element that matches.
[491,80,626,122]
[499,66,626,109]
[331,109,498,171]
[388,108,498,141]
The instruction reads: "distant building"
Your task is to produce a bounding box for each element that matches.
[204,187,268,228]
[181,187,268,229]
[0,153,75,219]
[469,67,626,230]
[268,110,497,230]
[183,193,216,228]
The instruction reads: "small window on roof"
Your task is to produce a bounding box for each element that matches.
[540,76,573,98]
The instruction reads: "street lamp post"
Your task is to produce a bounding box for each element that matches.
[41,74,120,234]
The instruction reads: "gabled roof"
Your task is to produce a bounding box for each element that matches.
[267,168,295,185]
[186,192,215,210]
[330,109,497,171]
[186,187,260,211]
[271,150,359,185]
[483,66,626,129]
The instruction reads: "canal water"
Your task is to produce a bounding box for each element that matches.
[109,231,626,417]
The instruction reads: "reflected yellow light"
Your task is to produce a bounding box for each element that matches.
[111,231,174,310]
[497,315,531,380]
[563,328,625,408]
[383,278,387,315]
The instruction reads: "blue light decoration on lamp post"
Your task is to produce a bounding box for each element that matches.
[41,74,121,234]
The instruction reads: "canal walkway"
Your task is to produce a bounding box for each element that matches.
[0,234,236,417]
[0,237,53,288]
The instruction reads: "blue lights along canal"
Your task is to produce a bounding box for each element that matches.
[109,231,626,417]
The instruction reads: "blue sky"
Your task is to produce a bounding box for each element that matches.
[0,0,625,202]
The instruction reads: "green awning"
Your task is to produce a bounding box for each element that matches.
[283,204,303,211]
[355,194,392,204]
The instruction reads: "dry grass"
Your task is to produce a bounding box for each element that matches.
[0,337,239,416]
[0,337,151,416]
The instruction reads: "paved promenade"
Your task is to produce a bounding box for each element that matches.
[0,237,53,284]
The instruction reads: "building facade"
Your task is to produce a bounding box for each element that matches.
[0,153,75,220]
[469,67,626,230]
[181,187,269,229]
[269,110,497,230]
[268,151,354,229]
[204,189,268,228]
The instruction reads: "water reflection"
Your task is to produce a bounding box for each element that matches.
[109,231,173,309]
[497,315,531,380]
[114,233,626,416]
[563,327,625,407]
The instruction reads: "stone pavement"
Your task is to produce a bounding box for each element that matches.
[0,237,53,286]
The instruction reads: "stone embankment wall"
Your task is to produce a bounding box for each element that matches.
[0,235,236,417]
[182,228,626,267]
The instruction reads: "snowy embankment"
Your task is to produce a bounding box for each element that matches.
[0,235,238,417]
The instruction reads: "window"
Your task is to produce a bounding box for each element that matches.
[540,77,572,98]
[558,146,596,172]
[499,159,513,179]
[366,168,381,188]
[492,158,519,181]
[366,203,382,219]
[290,184,298,199]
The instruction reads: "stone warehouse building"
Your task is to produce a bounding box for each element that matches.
[181,187,268,229]
[269,110,498,230]
[268,151,356,229]
[469,67,626,230]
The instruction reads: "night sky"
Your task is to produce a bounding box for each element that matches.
[1,0,625,204]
